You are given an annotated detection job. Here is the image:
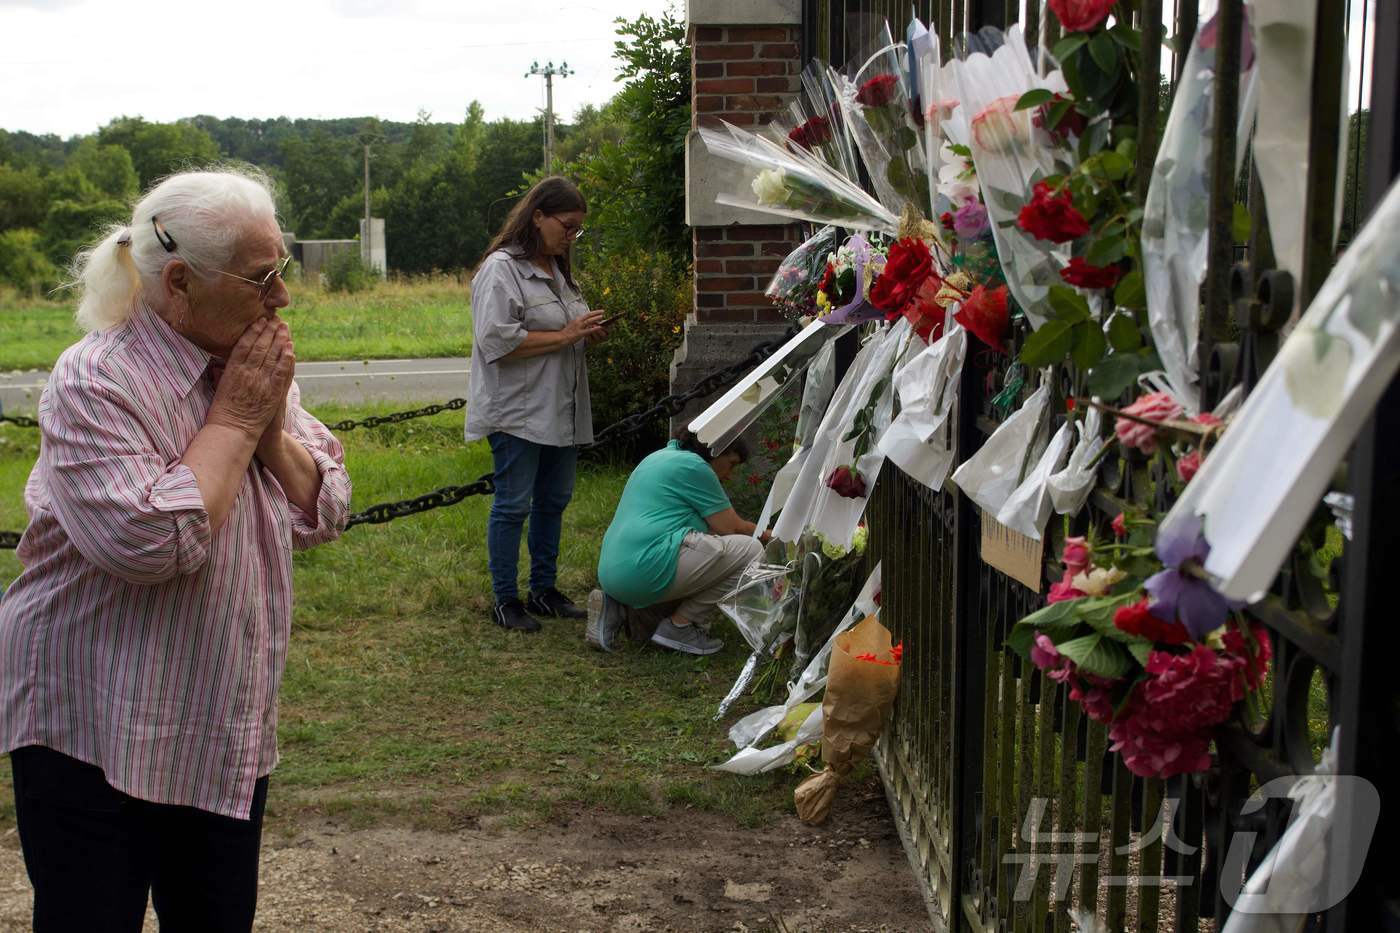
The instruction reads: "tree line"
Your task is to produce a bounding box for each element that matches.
[0,10,690,295]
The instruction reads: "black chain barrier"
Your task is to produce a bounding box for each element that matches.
[1,323,802,547]
[0,414,39,429]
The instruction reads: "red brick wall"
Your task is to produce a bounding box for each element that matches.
[690,24,803,326]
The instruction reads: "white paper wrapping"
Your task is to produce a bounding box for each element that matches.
[950,382,1051,518]
[1250,0,1349,313]
[771,321,912,550]
[713,564,882,775]
[1159,177,1400,602]
[878,319,968,491]
[947,26,1071,329]
[1047,404,1107,517]
[997,418,1074,540]
[1141,14,1259,413]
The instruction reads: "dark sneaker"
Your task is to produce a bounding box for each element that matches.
[585,589,626,653]
[492,598,542,633]
[527,587,587,620]
[650,618,723,656]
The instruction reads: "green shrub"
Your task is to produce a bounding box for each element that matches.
[323,247,376,293]
[578,248,691,456]
[0,228,60,295]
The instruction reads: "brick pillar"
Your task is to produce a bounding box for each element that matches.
[671,0,805,432]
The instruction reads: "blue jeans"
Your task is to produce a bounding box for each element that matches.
[487,432,578,603]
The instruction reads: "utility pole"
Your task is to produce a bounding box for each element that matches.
[525,60,573,170]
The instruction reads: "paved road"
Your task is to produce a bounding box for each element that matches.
[0,358,471,414]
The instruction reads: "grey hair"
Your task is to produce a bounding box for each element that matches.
[69,165,279,333]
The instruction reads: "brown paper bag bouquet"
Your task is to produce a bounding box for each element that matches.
[793,614,902,824]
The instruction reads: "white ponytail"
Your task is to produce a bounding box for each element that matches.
[69,165,279,333]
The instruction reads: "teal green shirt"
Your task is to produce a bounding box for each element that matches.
[597,440,733,607]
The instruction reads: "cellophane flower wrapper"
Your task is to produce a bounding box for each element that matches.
[772,320,912,550]
[1141,10,1259,413]
[830,23,931,219]
[816,234,888,325]
[791,529,868,678]
[771,60,865,184]
[908,16,955,222]
[950,380,1051,517]
[699,122,898,234]
[765,225,839,317]
[947,25,1075,329]
[1158,175,1400,604]
[719,556,800,653]
[714,563,882,776]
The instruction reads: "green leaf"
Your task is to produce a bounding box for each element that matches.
[1046,98,1074,131]
[1086,352,1142,399]
[1110,24,1143,52]
[1006,600,1088,659]
[1078,593,1139,635]
[1053,34,1089,62]
[1019,318,1075,366]
[1107,313,1143,352]
[1015,89,1055,111]
[1071,321,1108,370]
[1128,640,1153,666]
[1098,150,1132,181]
[948,142,972,158]
[1048,285,1093,323]
[1114,137,1138,165]
[1086,235,1127,267]
[1114,269,1146,309]
[1089,32,1120,73]
[1232,202,1252,245]
[1055,632,1133,679]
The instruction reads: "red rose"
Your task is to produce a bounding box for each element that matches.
[1048,0,1116,32]
[825,465,867,499]
[817,262,835,296]
[855,73,899,107]
[1059,257,1123,289]
[869,236,934,316]
[1111,512,1127,538]
[788,115,832,150]
[1033,93,1089,140]
[901,275,946,344]
[1018,181,1091,243]
[954,284,1010,353]
[1114,598,1189,645]
[939,211,956,230]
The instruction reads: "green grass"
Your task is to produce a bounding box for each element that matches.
[0,407,797,831]
[0,276,473,372]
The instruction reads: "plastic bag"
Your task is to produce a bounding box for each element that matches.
[950,381,1051,517]
[997,418,1074,540]
[1141,9,1259,413]
[878,315,968,491]
[1047,404,1106,517]
[713,564,882,775]
[719,557,798,653]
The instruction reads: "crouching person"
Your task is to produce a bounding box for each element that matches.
[589,432,767,655]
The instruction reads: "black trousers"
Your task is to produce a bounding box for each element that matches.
[10,745,268,933]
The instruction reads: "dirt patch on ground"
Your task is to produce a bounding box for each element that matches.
[0,775,933,932]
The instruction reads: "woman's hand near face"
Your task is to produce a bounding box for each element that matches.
[207,319,294,440]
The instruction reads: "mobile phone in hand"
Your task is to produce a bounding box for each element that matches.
[596,314,620,327]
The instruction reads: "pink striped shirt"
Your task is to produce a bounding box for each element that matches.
[0,302,351,819]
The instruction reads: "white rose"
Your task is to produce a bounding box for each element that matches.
[752,169,790,207]
[1070,567,1126,597]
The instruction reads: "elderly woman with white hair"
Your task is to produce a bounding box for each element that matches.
[0,168,351,932]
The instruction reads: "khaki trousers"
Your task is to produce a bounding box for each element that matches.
[624,532,764,641]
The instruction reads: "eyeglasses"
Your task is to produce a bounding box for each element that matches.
[548,215,585,240]
[214,255,293,301]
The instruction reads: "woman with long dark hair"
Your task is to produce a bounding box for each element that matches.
[467,176,607,632]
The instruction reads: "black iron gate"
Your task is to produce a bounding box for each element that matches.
[803,0,1398,929]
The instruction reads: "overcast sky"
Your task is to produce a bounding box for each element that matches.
[0,0,678,138]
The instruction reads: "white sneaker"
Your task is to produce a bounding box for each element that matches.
[585,589,626,653]
[650,618,723,656]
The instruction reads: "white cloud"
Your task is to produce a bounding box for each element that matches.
[0,0,677,137]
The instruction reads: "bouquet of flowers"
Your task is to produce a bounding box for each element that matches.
[815,234,888,325]
[699,122,898,234]
[1007,515,1270,778]
[830,24,931,218]
[765,225,840,318]
[772,60,864,184]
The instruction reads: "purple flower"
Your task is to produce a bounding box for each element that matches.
[953,200,990,239]
[1143,514,1244,641]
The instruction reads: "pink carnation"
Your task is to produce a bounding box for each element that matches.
[1109,715,1214,778]
[1176,449,1202,483]
[1047,571,1087,604]
[1114,392,1184,454]
[1069,677,1117,724]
